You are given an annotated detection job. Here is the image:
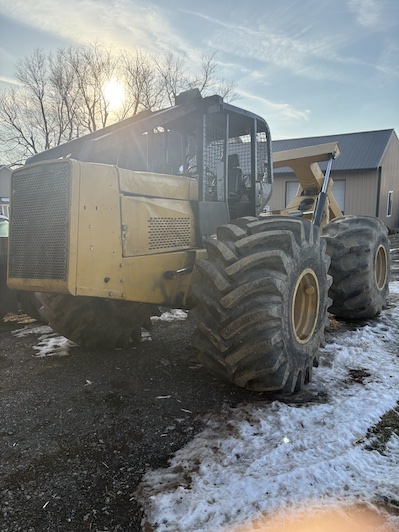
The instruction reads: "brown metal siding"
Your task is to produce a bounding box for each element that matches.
[378,133,399,228]
[342,171,378,216]
[268,170,378,216]
[268,176,288,211]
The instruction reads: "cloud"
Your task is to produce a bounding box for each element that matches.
[239,90,311,124]
[185,2,398,86]
[1,1,394,86]
[347,0,384,28]
[0,0,187,57]
[187,7,354,84]
[0,76,22,86]
[376,40,399,78]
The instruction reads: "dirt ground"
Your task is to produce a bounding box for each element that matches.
[1,235,398,532]
[0,312,265,531]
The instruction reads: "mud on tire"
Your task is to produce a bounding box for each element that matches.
[190,216,331,392]
[323,215,390,319]
[37,293,157,349]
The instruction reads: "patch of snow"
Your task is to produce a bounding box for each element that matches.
[389,280,399,294]
[32,332,77,357]
[12,325,53,337]
[153,309,188,322]
[12,324,76,357]
[138,282,399,531]
[141,330,153,342]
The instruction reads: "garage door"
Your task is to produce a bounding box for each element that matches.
[285,180,346,212]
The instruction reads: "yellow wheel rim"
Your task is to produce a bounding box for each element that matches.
[292,268,320,344]
[375,244,388,291]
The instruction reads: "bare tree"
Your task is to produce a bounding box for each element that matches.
[0,44,121,165]
[0,44,238,167]
[153,51,189,107]
[0,88,39,166]
[0,49,62,165]
[49,48,81,143]
[155,51,238,105]
[14,49,53,151]
[66,43,119,132]
[120,50,163,117]
[193,52,238,102]
[189,52,219,94]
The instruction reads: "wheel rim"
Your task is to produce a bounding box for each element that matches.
[292,268,319,344]
[375,244,388,291]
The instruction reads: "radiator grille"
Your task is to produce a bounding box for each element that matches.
[148,217,191,250]
[9,162,70,280]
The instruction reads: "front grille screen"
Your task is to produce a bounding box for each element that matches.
[148,217,191,250]
[9,162,70,280]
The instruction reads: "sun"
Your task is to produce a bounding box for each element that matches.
[103,78,125,111]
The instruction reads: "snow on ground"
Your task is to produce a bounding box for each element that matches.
[10,309,188,354]
[9,285,399,529]
[12,324,53,338]
[390,282,399,295]
[153,309,188,322]
[12,324,77,357]
[138,281,399,532]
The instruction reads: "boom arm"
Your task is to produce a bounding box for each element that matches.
[272,142,342,226]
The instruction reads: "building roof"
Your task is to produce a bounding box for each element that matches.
[272,129,395,172]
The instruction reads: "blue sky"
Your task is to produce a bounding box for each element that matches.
[0,0,398,139]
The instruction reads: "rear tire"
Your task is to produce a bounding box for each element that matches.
[191,217,331,392]
[323,216,390,319]
[18,291,46,322]
[37,293,157,348]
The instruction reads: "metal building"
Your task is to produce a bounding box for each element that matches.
[271,129,399,229]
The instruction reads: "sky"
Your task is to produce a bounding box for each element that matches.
[0,0,398,140]
[14,279,399,531]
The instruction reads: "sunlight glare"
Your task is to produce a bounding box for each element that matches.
[103,78,125,111]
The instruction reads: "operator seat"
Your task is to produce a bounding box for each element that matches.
[227,154,252,219]
[227,154,243,197]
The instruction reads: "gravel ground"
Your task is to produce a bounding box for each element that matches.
[0,234,398,531]
[0,313,263,531]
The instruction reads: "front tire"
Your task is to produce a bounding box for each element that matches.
[191,217,331,392]
[323,216,390,319]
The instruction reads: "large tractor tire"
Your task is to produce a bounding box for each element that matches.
[37,293,157,349]
[18,291,46,322]
[190,216,331,393]
[323,216,390,319]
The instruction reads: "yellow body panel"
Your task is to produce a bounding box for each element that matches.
[121,196,196,256]
[76,249,206,305]
[118,168,198,201]
[8,159,204,307]
[74,162,124,297]
[74,163,200,304]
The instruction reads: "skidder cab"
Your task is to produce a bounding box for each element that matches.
[7,90,390,393]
